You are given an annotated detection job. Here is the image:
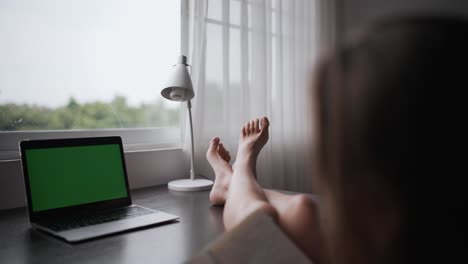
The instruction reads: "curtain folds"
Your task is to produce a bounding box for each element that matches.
[184,0,326,192]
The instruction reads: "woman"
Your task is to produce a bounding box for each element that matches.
[205,16,454,264]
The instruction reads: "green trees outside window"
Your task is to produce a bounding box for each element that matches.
[0,96,179,131]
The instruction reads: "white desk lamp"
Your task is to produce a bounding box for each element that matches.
[161,55,213,191]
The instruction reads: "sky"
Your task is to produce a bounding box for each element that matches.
[0,0,181,108]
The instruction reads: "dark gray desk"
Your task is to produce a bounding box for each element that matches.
[0,185,225,264]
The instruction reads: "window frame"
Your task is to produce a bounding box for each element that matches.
[0,0,187,160]
[0,127,181,160]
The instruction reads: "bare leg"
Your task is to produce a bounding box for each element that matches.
[206,137,232,205]
[206,117,324,262]
[223,117,277,229]
[264,190,326,262]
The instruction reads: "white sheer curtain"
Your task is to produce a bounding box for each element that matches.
[184,0,324,192]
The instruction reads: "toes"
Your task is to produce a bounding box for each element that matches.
[218,143,231,163]
[245,122,251,135]
[206,137,220,159]
[260,117,270,130]
[254,118,260,132]
[224,151,231,162]
[220,144,229,155]
[253,119,258,132]
[242,117,269,137]
[218,143,225,153]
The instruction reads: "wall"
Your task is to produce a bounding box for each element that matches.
[338,0,468,35]
[0,148,190,210]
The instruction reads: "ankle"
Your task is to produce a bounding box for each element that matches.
[234,156,256,169]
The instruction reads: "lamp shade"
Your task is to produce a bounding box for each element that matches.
[161,55,194,102]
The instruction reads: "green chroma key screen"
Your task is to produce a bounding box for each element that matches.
[25,144,128,212]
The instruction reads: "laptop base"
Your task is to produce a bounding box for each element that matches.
[33,205,179,243]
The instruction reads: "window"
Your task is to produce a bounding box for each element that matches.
[199,0,287,133]
[0,0,184,159]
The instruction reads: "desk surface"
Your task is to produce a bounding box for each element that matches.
[0,185,225,264]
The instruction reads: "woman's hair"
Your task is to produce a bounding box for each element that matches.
[313,16,465,264]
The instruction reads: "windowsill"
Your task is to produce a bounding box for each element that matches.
[0,127,182,160]
[0,146,184,163]
[123,144,182,153]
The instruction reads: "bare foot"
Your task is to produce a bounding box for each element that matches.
[206,117,270,205]
[235,117,270,169]
[206,137,232,205]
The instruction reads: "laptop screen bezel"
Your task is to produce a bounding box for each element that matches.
[20,136,132,222]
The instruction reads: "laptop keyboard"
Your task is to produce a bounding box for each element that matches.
[42,206,156,232]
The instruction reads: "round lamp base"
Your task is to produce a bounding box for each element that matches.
[167,178,213,192]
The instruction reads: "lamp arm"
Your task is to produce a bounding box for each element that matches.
[187,100,196,180]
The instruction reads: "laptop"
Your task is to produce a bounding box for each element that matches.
[19,136,179,243]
